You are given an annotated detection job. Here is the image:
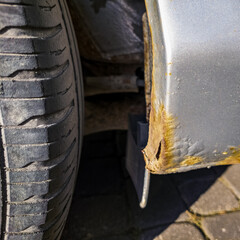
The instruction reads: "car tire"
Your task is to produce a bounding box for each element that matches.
[0,0,83,239]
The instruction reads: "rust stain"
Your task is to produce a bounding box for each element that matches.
[142,102,177,174]
[143,0,176,174]
[142,0,240,174]
[165,72,172,76]
[216,147,240,166]
[180,156,203,167]
[142,12,152,121]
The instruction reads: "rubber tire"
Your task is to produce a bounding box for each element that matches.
[0,0,83,239]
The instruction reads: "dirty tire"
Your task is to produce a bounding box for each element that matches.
[0,0,83,239]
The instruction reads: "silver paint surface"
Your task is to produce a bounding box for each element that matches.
[145,0,240,170]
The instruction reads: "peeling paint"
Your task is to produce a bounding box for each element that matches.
[142,0,176,174]
[143,0,240,174]
[180,156,204,167]
[216,147,240,166]
[142,101,204,174]
[143,1,177,174]
[142,103,177,174]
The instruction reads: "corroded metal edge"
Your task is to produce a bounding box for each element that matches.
[142,13,152,121]
[142,0,240,174]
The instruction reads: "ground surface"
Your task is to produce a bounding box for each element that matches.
[62,131,240,240]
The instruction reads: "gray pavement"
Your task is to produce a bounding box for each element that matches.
[62,131,240,240]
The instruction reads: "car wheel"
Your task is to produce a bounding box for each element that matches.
[0,0,83,239]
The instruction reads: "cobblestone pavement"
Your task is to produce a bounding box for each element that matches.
[62,131,240,240]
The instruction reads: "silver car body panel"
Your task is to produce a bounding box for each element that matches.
[143,0,240,174]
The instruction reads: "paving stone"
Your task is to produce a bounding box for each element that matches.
[174,211,191,222]
[62,195,128,240]
[126,174,187,229]
[202,211,240,240]
[62,130,240,239]
[178,178,239,215]
[141,223,205,240]
[219,164,240,199]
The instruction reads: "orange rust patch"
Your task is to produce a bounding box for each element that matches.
[142,13,152,121]
[216,147,240,166]
[142,0,240,174]
[142,103,177,174]
[180,156,203,167]
[165,72,172,76]
[143,1,177,174]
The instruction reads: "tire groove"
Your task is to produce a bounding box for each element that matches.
[0,47,66,56]
[0,60,69,79]
[0,2,33,7]
[0,24,62,39]
[5,193,71,235]
[18,100,74,128]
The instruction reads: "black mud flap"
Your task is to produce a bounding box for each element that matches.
[126,114,149,207]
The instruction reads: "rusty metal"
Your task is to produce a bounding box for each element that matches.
[143,0,240,174]
[142,12,152,121]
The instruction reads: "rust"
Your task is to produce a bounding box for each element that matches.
[142,1,205,174]
[142,13,152,121]
[142,103,177,174]
[216,147,240,166]
[142,0,240,173]
[142,3,177,174]
[180,156,203,167]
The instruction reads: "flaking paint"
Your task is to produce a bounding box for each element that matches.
[142,103,176,174]
[216,147,240,166]
[143,0,240,174]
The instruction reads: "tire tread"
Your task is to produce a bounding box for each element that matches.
[0,0,82,239]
